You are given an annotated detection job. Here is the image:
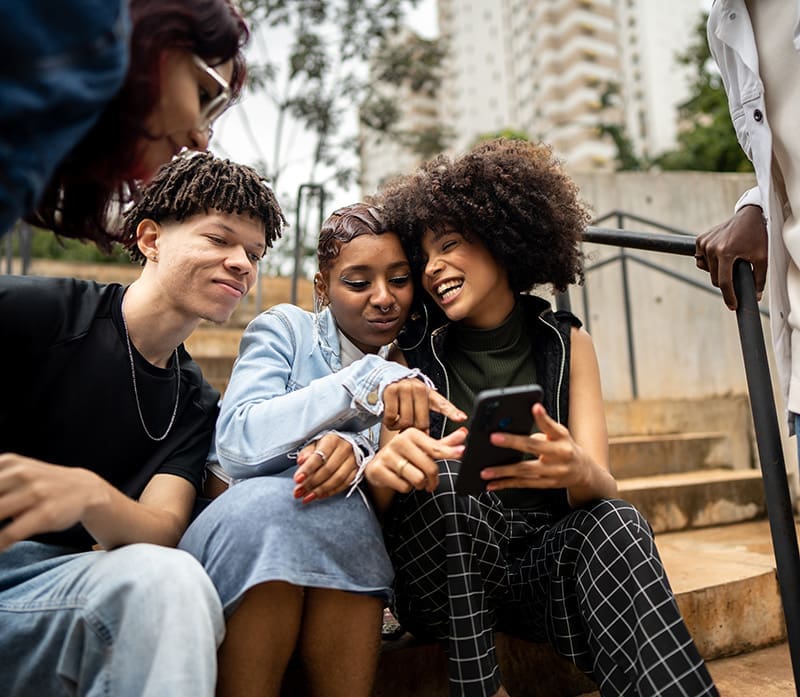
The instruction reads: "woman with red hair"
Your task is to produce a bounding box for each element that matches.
[0,0,249,248]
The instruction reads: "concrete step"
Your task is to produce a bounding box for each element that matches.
[609,431,733,478]
[619,468,766,533]
[605,397,755,472]
[362,520,789,697]
[579,641,795,697]
[656,519,786,659]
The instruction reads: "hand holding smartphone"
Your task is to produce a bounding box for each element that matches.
[455,384,543,496]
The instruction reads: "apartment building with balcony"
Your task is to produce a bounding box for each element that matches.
[441,0,701,169]
[361,0,704,189]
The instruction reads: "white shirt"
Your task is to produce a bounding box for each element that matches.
[708,0,800,412]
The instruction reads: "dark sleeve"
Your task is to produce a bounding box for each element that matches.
[0,276,114,353]
[554,309,582,330]
[0,276,70,359]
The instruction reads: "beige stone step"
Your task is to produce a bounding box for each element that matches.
[580,641,795,697]
[619,468,766,533]
[656,519,787,659]
[192,354,236,394]
[609,431,733,478]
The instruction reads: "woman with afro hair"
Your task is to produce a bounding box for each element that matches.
[365,138,718,697]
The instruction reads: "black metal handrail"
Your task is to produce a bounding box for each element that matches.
[584,224,800,695]
[291,183,326,306]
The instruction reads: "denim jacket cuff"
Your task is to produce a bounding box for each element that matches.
[343,361,435,416]
[301,429,375,498]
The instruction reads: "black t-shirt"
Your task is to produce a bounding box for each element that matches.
[0,275,220,550]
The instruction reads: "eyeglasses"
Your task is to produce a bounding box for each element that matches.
[192,54,231,132]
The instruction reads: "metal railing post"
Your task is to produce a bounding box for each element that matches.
[616,213,638,399]
[4,225,13,274]
[733,260,800,694]
[292,183,325,306]
[20,222,32,275]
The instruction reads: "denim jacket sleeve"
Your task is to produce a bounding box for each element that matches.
[215,308,423,479]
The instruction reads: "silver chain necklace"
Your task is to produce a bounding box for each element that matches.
[121,304,180,442]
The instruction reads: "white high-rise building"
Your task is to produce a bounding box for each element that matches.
[361,0,705,185]
[438,0,702,169]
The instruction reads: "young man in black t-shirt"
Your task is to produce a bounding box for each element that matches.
[0,152,284,696]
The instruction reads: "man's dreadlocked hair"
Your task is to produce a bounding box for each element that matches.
[122,152,285,263]
[379,138,590,294]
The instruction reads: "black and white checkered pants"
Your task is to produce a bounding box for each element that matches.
[383,460,718,697]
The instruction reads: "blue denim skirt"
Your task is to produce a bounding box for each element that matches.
[179,469,393,616]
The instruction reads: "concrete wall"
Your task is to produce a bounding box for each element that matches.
[568,170,759,402]
[562,170,796,481]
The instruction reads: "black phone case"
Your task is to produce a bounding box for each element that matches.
[455,384,543,497]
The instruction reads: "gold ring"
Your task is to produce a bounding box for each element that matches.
[314,449,327,464]
[396,458,409,476]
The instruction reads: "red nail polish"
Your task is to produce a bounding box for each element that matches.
[302,492,317,504]
[294,487,306,499]
[294,472,306,484]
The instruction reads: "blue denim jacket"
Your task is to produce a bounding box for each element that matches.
[215,304,425,479]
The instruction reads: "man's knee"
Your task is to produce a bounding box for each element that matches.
[90,544,224,642]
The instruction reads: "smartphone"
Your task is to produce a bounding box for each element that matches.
[454,384,543,497]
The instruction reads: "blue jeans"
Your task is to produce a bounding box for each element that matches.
[0,541,224,696]
[0,0,129,236]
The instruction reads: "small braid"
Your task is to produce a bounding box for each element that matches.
[122,151,286,263]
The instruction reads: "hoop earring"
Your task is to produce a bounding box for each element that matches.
[395,300,429,351]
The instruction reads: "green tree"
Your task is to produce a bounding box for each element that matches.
[472,129,531,148]
[230,2,447,279]
[596,82,645,171]
[362,32,450,161]
[655,11,752,172]
[5,223,130,265]
[235,0,445,190]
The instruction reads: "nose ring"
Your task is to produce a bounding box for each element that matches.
[379,304,394,314]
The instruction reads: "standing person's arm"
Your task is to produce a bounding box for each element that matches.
[696,10,768,310]
[695,200,768,310]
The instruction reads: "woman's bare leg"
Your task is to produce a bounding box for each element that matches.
[299,588,383,697]
[216,581,304,697]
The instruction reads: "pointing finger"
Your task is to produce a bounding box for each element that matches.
[429,392,467,422]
